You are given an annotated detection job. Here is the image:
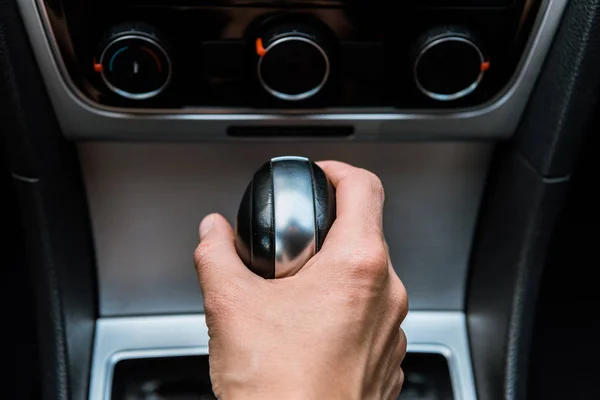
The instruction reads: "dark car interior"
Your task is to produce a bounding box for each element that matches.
[2,0,600,399]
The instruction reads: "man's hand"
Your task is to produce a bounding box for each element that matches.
[194,161,408,400]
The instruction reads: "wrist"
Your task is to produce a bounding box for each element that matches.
[219,380,360,400]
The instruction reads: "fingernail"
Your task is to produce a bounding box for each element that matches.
[200,214,215,239]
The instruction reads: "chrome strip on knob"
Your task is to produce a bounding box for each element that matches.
[271,156,317,278]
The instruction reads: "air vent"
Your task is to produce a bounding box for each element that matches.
[227,126,354,138]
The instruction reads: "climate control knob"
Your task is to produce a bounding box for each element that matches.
[255,23,331,101]
[95,22,172,100]
[413,26,489,102]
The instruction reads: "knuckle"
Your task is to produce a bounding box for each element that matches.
[389,277,409,320]
[347,241,389,278]
[359,169,385,200]
[399,368,405,391]
[389,367,405,399]
[398,329,408,358]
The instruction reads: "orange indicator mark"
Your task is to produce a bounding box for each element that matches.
[256,38,267,57]
[93,58,103,72]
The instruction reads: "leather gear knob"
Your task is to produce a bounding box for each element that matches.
[235,156,336,279]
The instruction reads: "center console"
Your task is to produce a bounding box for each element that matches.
[12,0,570,399]
[90,313,474,399]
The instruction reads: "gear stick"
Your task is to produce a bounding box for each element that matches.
[235,156,336,279]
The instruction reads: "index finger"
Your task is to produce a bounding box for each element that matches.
[316,160,385,243]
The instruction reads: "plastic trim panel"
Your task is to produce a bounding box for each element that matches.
[89,312,476,400]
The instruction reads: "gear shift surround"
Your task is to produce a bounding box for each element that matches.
[235,156,336,279]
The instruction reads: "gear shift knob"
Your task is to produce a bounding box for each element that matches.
[235,156,336,279]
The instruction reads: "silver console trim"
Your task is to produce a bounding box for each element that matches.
[257,36,331,101]
[414,36,486,102]
[89,311,477,400]
[98,35,172,101]
[17,0,568,140]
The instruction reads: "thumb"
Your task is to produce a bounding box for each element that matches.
[194,213,255,294]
